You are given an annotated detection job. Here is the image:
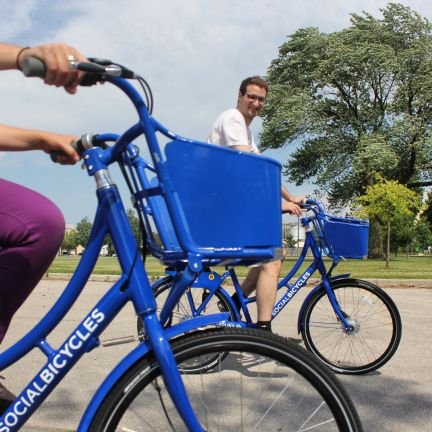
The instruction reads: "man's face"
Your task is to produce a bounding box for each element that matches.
[237,84,267,124]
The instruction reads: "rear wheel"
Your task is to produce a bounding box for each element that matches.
[301,278,402,374]
[90,328,363,431]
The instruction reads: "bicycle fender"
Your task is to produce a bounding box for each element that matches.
[297,274,350,334]
[78,313,235,430]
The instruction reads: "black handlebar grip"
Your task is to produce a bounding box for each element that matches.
[50,138,86,163]
[21,57,46,78]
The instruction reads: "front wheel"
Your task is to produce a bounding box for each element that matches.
[90,328,362,431]
[301,278,402,374]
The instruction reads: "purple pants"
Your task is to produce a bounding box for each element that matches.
[0,179,65,342]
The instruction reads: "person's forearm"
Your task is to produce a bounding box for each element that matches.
[282,186,295,201]
[0,43,22,70]
[0,124,45,151]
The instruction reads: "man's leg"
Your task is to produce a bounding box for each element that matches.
[235,261,281,330]
[254,260,281,322]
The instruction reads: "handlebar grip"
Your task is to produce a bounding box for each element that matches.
[21,57,46,78]
[50,138,86,163]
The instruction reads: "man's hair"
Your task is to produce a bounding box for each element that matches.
[239,76,268,95]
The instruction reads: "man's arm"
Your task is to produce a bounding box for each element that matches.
[281,186,304,205]
[231,144,260,154]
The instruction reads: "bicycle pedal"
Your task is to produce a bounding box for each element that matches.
[101,335,137,347]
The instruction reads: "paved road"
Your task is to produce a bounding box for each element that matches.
[1,279,431,431]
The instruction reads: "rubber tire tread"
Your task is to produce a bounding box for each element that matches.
[89,327,363,432]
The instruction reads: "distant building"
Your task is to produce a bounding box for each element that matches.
[282,222,305,247]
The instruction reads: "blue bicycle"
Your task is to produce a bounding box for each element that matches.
[141,200,402,375]
[0,57,365,431]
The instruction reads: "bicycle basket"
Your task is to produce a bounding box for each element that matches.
[313,214,369,259]
[162,139,282,258]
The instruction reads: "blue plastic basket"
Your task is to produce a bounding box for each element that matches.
[314,214,369,259]
[136,138,283,265]
[163,139,282,251]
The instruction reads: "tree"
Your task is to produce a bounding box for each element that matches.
[389,213,415,256]
[261,3,432,204]
[283,232,297,248]
[103,209,142,256]
[412,218,432,253]
[61,229,78,254]
[354,177,421,267]
[75,217,93,249]
[127,208,141,246]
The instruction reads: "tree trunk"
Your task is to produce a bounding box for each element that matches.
[368,218,383,259]
[386,221,391,268]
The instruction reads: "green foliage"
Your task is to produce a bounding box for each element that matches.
[283,232,297,248]
[61,229,78,252]
[102,209,141,256]
[75,217,93,248]
[354,176,421,266]
[127,208,141,246]
[389,213,415,253]
[413,218,432,251]
[354,176,421,223]
[261,3,432,205]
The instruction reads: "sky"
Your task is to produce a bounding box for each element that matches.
[1,0,432,224]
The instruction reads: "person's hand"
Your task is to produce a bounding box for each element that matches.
[282,201,302,217]
[289,195,305,205]
[38,131,80,165]
[18,43,87,94]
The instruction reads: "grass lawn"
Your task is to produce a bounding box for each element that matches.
[48,254,432,279]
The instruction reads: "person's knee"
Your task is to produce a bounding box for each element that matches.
[262,260,282,276]
[31,200,65,253]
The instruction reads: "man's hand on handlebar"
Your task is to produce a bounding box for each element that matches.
[282,201,302,217]
[18,44,87,94]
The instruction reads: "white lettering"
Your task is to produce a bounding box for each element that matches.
[59,344,73,359]
[40,369,55,386]
[272,272,311,317]
[76,329,91,343]
[26,389,40,405]
[13,401,27,416]
[83,316,98,333]
[4,412,18,427]
[92,308,105,323]
[1,307,107,429]
[33,381,47,393]
[69,334,83,350]
[52,355,66,370]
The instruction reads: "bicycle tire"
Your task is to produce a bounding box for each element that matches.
[300,278,402,374]
[137,277,236,373]
[89,328,363,431]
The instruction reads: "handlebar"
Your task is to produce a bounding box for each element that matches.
[301,199,324,212]
[21,56,136,84]
[22,56,158,163]
[49,134,109,163]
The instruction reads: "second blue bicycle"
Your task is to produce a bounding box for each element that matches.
[141,200,402,375]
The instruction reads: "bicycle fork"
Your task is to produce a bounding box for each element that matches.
[142,262,205,431]
[322,278,354,332]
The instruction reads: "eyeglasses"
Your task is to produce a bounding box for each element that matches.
[245,93,266,104]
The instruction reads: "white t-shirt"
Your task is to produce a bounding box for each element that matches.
[207,108,259,153]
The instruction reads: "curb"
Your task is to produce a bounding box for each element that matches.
[42,273,432,289]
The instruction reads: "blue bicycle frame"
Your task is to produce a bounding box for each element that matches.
[0,71,281,431]
[165,201,368,333]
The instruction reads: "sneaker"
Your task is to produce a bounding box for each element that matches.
[0,378,15,415]
[216,301,227,312]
